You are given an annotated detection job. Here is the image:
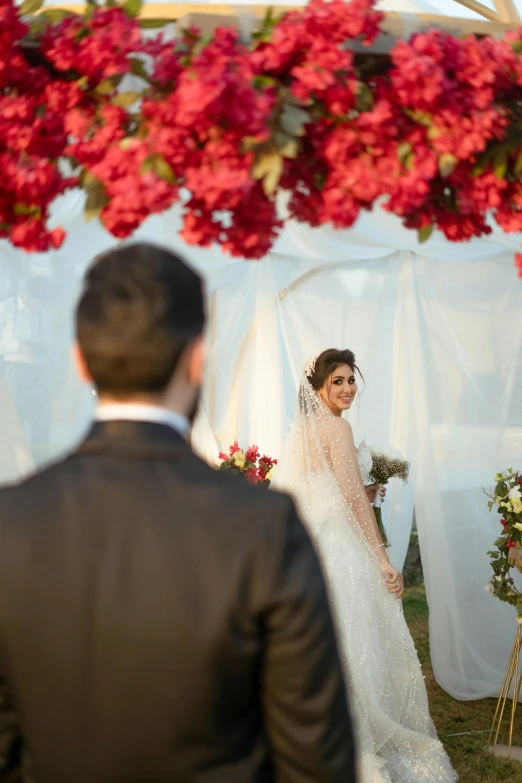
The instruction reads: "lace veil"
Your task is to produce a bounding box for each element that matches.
[271,354,384,562]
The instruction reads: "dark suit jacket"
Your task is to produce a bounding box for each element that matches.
[0,420,356,783]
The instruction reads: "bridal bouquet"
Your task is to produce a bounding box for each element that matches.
[218,442,277,487]
[485,469,522,617]
[369,446,410,548]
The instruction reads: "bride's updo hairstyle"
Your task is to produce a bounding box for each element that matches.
[307,348,362,391]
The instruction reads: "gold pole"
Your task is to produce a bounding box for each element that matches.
[488,635,518,748]
[508,629,520,757]
[489,623,522,757]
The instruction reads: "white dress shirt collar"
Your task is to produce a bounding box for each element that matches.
[95,403,190,440]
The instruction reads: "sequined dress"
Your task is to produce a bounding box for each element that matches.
[271,382,457,783]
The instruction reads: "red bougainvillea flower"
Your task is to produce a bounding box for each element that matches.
[42,7,142,83]
[4,0,522,265]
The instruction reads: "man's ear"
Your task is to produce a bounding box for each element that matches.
[72,342,94,384]
[187,336,205,387]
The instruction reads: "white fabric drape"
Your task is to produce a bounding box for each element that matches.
[1,190,522,702]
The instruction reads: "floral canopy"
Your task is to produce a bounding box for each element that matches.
[3,0,522,272]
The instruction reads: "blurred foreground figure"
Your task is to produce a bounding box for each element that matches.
[0,242,355,783]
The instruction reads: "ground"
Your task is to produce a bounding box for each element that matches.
[404,585,522,782]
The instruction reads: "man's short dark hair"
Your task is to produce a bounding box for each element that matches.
[76,243,205,396]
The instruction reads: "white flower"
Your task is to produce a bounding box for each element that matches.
[369,445,406,461]
[484,583,495,594]
[495,575,503,582]
[514,522,522,532]
[509,487,521,501]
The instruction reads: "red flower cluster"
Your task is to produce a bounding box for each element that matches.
[0,0,78,250]
[219,442,277,486]
[4,0,522,272]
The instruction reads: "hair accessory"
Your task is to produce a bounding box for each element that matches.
[304,351,322,378]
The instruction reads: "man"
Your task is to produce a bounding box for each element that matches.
[0,243,356,782]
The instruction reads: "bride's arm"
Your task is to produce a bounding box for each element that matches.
[329,417,403,596]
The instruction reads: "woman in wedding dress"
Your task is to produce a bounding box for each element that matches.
[271,348,457,783]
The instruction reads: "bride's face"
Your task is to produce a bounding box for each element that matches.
[319,364,357,416]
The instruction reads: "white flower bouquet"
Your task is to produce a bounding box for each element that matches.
[368,445,410,548]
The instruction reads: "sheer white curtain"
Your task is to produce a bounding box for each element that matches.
[1,196,522,702]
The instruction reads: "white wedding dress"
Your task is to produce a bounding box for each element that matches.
[271,371,457,783]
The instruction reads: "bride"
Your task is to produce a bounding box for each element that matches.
[271,348,457,783]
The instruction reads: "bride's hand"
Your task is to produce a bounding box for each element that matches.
[365,484,379,503]
[379,558,404,600]
[365,484,387,504]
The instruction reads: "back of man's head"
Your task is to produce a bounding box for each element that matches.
[76,243,205,398]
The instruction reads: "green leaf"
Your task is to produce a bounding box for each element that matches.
[141,155,176,185]
[80,169,99,188]
[118,137,137,151]
[404,109,432,128]
[123,0,142,18]
[139,18,170,28]
[153,158,176,185]
[514,149,522,176]
[418,225,433,243]
[252,75,276,90]
[493,148,508,179]
[19,0,43,16]
[40,9,78,23]
[398,143,412,164]
[112,91,142,109]
[279,104,311,138]
[252,152,283,197]
[129,58,149,81]
[438,153,457,178]
[241,136,262,152]
[13,203,37,216]
[511,40,522,54]
[278,139,299,159]
[355,82,373,113]
[95,78,118,96]
[84,182,108,222]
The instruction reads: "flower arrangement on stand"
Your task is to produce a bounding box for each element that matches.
[368,446,410,548]
[5,0,522,272]
[218,442,277,487]
[485,469,522,618]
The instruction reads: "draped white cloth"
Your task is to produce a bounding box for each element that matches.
[1,182,522,704]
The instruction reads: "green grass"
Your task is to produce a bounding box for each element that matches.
[404,585,522,782]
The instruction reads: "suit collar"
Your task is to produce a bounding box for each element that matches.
[95,404,190,440]
[75,420,190,461]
